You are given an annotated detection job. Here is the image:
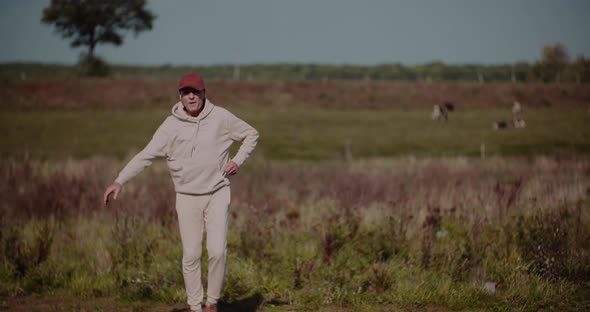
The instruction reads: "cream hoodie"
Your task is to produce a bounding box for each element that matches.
[115,100,259,195]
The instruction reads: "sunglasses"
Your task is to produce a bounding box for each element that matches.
[180,88,204,96]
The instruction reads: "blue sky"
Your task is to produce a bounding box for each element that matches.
[0,0,588,65]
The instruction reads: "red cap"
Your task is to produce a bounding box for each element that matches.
[178,73,205,91]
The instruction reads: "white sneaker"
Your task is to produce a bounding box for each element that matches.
[190,305,202,312]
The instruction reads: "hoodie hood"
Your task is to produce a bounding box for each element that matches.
[172,99,215,123]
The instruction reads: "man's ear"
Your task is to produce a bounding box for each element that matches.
[178,93,182,100]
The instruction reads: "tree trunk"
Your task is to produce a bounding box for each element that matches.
[89,43,95,61]
[88,28,96,62]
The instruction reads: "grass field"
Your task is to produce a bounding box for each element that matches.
[2,79,589,160]
[1,107,589,160]
[1,79,589,311]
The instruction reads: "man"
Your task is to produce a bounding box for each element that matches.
[103,73,259,312]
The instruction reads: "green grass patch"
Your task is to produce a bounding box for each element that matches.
[1,107,588,160]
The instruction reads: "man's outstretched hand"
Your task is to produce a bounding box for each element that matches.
[103,162,236,204]
[103,182,122,205]
[223,161,239,176]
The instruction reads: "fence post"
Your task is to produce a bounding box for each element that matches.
[345,139,352,163]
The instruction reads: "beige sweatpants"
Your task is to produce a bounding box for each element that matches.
[175,186,231,309]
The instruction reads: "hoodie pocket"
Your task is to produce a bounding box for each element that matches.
[180,161,223,185]
[168,158,225,188]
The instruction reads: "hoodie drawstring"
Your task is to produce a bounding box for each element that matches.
[191,121,200,158]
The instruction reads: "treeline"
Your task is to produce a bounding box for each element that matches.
[0,60,588,82]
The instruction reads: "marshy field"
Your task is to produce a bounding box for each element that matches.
[1,78,589,311]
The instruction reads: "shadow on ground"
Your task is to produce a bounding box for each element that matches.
[220,293,266,312]
[169,294,266,312]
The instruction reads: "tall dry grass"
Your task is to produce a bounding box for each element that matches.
[1,156,589,309]
[3,156,587,223]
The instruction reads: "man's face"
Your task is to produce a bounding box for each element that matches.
[179,88,206,116]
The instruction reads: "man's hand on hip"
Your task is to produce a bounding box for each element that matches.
[223,161,239,176]
[103,182,122,205]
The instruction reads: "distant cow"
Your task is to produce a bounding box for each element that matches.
[512,101,522,115]
[443,101,455,112]
[431,104,447,121]
[432,102,455,121]
[493,121,508,130]
[513,118,526,129]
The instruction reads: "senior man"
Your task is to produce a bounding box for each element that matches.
[103,73,259,312]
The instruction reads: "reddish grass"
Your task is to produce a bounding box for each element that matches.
[2,156,588,227]
[2,79,589,111]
